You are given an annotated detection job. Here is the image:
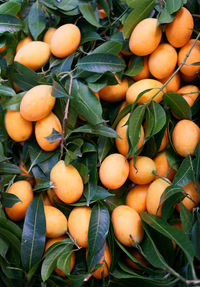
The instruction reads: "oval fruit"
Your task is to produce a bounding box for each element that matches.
[158,129,169,152]
[16,36,32,53]
[43,28,56,45]
[176,181,199,212]
[20,85,55,121]
[126,184,149,213]
[90,243,111,279]
[5,110,32,142]
[50,24,81,58]
[161,72,181,92]
[153,152,176,181]
[129,18,162,56]
[14,41,51,71]
[132,56,150,81]
[35,112,62,151]
[50,160,83,204]
[99,78,128,102]
[111,205,144,246]
[177,85,199,104]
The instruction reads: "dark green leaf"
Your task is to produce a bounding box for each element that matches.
[0,85,16,97]
[28,2,46,40]
[2,93,23,110]
[56,246,73,275]
[98,136,112,163]
[173,156,194,187]
[180,203,193,235]
[44,129,62,143]
[158,7,175,24]
[166,0,182,14]
[71,123,119,138]
[79,3,101,27]
[0,237,9,258]
[192,218,200,260]
[0,217,22,239]
[0,1,21,16]
[124,56,144,77]
[0,162,22,174]
[92,41,122,55]
[0,15,22,34]
[84,152,98,205]
[193,143,200,180]
[81,32,102,44]
[1,192,22,208]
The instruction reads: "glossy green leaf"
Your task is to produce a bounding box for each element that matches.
[56,246,73,275]
[70,123,119,138]
[173,156,194,187]
[158,7,175,24]
[0,85,16,97]
[0,217,22,239]
[166,0,183,14]
[0,15,22,34]
[193,143,200,180]
[124,56,144,77]
[192,218,200,260]
[92,41,122,55]
[0,1,21,16]
[84,152,98,205]
[180,203,193,235]
[28,2,46,40]
[0,162,22,174]
[1,192,22,207]
[79,3,101,27]
[2,93,23,110]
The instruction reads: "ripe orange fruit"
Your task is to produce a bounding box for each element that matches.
[50,160,84,204]
[111,205,144,246]
[131,56,150,81]
[124,249,148,271]
[158,129,169,152]
[99,153,129,189]
[50,24,81,58]
[177,85,199,104]
[19,160,34,186]
[172,120,200,157]
[20,85,55,121]
[98,9,107,19]
[146,178,171,216]
[126,184,149,213]
[68,206,91,248]
[35,112,62,151]
[0,45,6,53]
[14,41,51,71]
[153,152,176,181]
[16,36,32,53]
[129,18,162,56]
[99,78,129,102]
[161,72,181,92]
[126,79,166,104]
[43,28,56,45]
[176,181,199,212]
[148,43,178,80]
[178,39,200,77]
[129,156,156,185]
[44,206,68,238]
[5,181,33,221]
[5,110,33,142]
[165,7,194,48]
[115,113,144,157]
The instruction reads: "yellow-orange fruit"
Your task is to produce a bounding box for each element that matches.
[115,113,144,156]
[126,185,149,213]
[43,28,56,45]
[153,152,175,181]
[91,243,111,279]
[16,36,32,53]
[129,156,156,185]
[129,18,162,56]
[148,43,178,79]
[99,153,129,189]
[45,236,75,276]
[50,24,81,58]
[177,85,199,103]
[172,120,200,157]
[161,72,181,92]
[5,181,33,221]
[146,178,171,216]
[14,41,51,71]
[5,110,33,142]
[47,188,61,204]
[98,9,107,19]
[132,56,150,81]
[124,249,148,271]
[99,78,129,102]
[0,45,6,53]
[126,79,166,104]
[165,7,194,48]
[176,181,199,212]
[68,206,91,248]
[111,205,144,246]
[178,40,200,77]
[20,85,55,121]
[183,95,194,106]
[158,129,169,152]
[44,206,68,238]
[50,160,84,204]
[35,112,62,151]
[19,161,34,186]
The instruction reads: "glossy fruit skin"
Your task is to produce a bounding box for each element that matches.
[50,24,81,58]
[165,7,194,48]
[50,160,84,204]
[99,153,129,189]
[5,110,33,142]
[14,41,51,71]
[99,78,129,102]
[176,181,199,212]
[126,184,149,213]
[43,28,56,45]
[68,206,91,248]
[5,181,33,221]
[129,18,162,56]
[44,206,68,238]
[172,120,200,157]
[35,112,62,151]
[132,56,150,81]
[20,85,55,121]
[148,43,178,79]
[126,79,166,104]
[129,156,156,185]
[146,178,171,216]
[178,39,200,77]
[16,36,32,53]
[153,152,175,181]
[161,72,181,92]
[111,205,144,247]
[115,113,144,157]
[91,243,111,279]
[158,130,169,152]
[177,85,199,104]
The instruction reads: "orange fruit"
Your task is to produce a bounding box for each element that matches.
[43,28,56,45]
[177,85,199,104]
[47,188,61,204]
[16,36,32,53]
[129,18,162,56]
[158,129,169,152]
[19,160,34,186]
[124,249,148,271]
[99,78,129,102]
[161,72,181,92]
[176,181,199,212]
[132,56,150,81]
[0,45,6,53]
[153,152,176,181]
[99,153,129,189]
[181,73,197,83]
[126,184,149,213]
[98,9,107,19]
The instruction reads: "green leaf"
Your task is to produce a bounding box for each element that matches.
[173,156,194,187]
[81,32,103,44]
[193,143,200,180]
[33,179,52,193]
[0,227,21,255]
[0,1,21,16]
[2,93,23,111]
[124,56,144,77]
[71,123,119,138]
[1,192,22,208]
[55,53,74,73]
[163,92,192,120]
[56,246,73,275]
[84,152,98,205]
[180,203,193,235]
[0,217,22,239]
[79,3,101,27]
[0,15,22,34]
[158,7,175,25]
[166,145,182,171]
[87,203,110,270]
[98,136,112,163]
[123,0,155,39]
[44,129,62,143]
[0,237,9,258]
[192,218,200,260]
[91,186,113,201]
[166,0,182,14]
[0,162,22,174]
[92,41,122,55]
[141,212,195,263]
[77,53,126,73]
[28,2,46,40]
[0,85,16,97]
[21,194,46,271]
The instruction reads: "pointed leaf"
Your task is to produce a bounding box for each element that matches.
[1,192,22,208]
[0,15,22,34]
[79,3,102,27]
[28,2,46,40]
[173,156,194,187]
